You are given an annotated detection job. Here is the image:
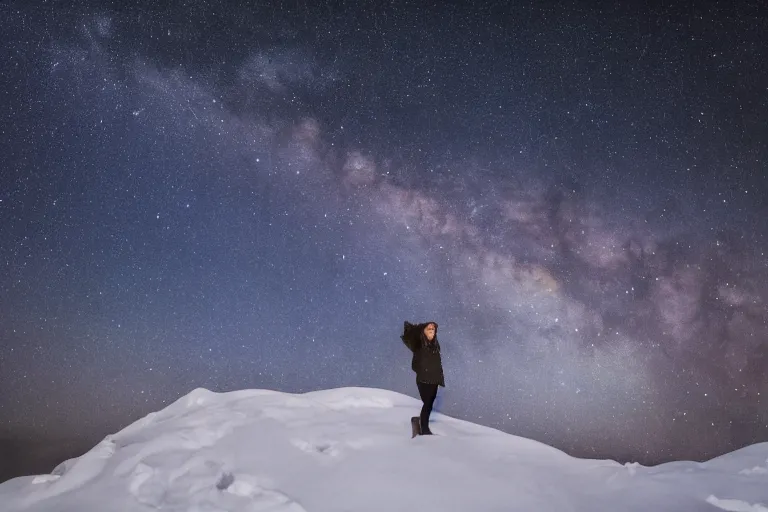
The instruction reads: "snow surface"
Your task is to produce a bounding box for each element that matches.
[1,387,767,512]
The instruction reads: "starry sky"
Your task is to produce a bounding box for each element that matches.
[2,0,767,482]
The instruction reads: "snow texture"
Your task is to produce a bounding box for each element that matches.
[1,386,767,511]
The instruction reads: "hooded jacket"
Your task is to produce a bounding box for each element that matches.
[401,321,445,387]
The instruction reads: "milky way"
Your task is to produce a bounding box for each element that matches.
[1,2,767,480]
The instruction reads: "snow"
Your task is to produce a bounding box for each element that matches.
[1,387,767,511]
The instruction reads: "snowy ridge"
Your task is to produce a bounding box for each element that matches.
[1,386,767,511]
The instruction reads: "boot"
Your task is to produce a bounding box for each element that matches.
[411,417,421,438]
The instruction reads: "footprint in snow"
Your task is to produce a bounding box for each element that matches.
[290,438,340,457]
[129,456,306,511]
[218,473,306,511]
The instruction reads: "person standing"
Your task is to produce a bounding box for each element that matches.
[401,321,445,435]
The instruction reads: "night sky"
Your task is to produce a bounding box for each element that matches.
[2,1,767,482]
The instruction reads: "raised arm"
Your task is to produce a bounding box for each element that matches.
[400,321,421,352]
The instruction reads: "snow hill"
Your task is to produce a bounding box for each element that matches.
[1,387,767,512]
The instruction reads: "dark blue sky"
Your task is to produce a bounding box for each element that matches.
[1,0,767,481]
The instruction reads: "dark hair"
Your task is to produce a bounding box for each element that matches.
[420,322,440,353]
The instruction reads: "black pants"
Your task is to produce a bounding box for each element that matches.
[417,381,439,433]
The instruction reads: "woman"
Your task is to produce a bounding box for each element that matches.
[401,321,445,436]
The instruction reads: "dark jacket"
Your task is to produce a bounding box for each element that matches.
[401,321,445,387]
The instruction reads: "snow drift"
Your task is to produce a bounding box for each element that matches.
[1,387,767,511]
